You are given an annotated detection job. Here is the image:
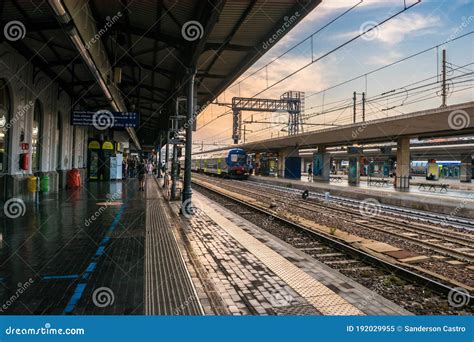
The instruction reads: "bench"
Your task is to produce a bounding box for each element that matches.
[418,183,449,192]
[330,176,343,183]
[368,177,390,187]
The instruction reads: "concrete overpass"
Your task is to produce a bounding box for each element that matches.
[298,143,474,161]
[239,102,474,150]
[238,101,474,187]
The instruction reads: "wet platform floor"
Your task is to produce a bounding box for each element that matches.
[0,179,145,314]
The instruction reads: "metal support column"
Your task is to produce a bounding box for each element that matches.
[157,139,162,178]
[182,69,196,214]
[362,92,365,122]
[171,140,178,199]
[353,91,357,123]
[232,109,241,144]
[163,131,170,188]
[165,132,170,172]
[441,49,447,107]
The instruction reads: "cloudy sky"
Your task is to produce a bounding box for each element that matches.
[193,0,473,150]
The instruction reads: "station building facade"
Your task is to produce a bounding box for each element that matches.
[0,45,88,200]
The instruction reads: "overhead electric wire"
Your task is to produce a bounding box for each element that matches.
[252,0,422,98]
[305,30,474,99]
[196,0,418,133]
[228,1,363,93]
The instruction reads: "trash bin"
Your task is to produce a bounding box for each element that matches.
[40,175,49,192]
[67,168,81,189]
[27,176,37,193]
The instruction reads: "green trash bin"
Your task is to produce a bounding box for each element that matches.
[40,175,49,192]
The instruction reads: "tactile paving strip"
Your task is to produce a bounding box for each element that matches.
[144,178,203,315]
[203,204,364,316]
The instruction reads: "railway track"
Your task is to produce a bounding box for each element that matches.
[248,179,474,231]
[194,175,474,264]
[191,174,473,314]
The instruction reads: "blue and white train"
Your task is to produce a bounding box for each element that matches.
[191,148,250,179]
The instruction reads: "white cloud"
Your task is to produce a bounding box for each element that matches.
[311,0,416,18]
[371,13,441,44]
[366,50,403,66]
[338,12,441,45]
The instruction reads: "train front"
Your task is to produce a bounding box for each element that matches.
[227,148,249,179]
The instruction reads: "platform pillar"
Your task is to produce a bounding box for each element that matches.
[395,137,410,189]
[254,153,261,175]
[460,153,472,183]
[170,142,178,200]
[348,157,360,185]
[277,151,286,178]
[277,148,299,178]
[313,146,330,182]
[182,69,196,213]
[347,147,361,185]
[157,143,162,178]
[165,131,170,172]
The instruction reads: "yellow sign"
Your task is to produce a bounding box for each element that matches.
[102,141,114,150]
[88,140,100,149]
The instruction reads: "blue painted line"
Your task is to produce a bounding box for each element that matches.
[64,283,87,313]
[85,262,97,273]
[95,246,105,256]
[43,274,79,280]
[63,205,127,314]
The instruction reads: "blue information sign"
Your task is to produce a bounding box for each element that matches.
[71,111,139,129]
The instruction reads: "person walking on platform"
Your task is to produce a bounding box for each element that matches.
[129,158,135,178]
[122,159,128,180]
[307,164,313,182]
[138,159,146,191]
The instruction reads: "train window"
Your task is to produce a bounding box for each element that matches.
[231,154,238,162]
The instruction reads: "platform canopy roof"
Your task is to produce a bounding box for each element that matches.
[2,0,321,147]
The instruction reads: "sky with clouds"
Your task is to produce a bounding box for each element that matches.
[194,0,473,150]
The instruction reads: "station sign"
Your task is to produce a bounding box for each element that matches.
[71,111,139,129]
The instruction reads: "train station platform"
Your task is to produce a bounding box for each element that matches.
[249,175,474,219]
[0,176,409,316]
